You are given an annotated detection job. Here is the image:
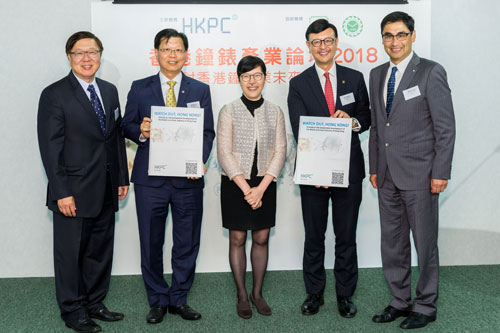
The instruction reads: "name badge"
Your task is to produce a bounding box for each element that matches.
[114,107,120,120]
[403,86,421,101]
[187,101,201,108]
[340,92,355,106]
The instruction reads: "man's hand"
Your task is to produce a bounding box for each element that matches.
[57,196,76,217]
[118,186,129,200]
[431,179,448,194]
[315,185,329,189]
[140,117,152,139]
[370,174,378,189]
[331,110,351,118]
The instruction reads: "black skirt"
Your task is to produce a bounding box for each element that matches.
[221,160,277,231]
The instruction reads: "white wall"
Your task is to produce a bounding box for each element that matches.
[1,0,499,278]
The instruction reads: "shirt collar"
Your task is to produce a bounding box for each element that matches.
[159,71,182,85]
[72,71,96,90]
[389,51,414,74]
[315,62,337,81]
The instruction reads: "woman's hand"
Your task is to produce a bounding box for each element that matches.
[245,187,264,209]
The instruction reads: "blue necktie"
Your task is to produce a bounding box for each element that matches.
[386,66,398,117]
[87,84,106,134]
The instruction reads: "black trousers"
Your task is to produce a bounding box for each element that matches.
[300,182,362,296]
[53,176,115,322]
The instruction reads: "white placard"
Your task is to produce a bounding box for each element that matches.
[148,106,204,177]
[294,116,352,187]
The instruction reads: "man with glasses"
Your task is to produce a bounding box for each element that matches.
[288,19,370,318]
[369,11,455,329]
[37,31,129,332]
[121,28,215,324]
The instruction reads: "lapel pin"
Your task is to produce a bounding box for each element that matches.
[342,80,345,84]
[181,90,185,94]
[412,69,416,72]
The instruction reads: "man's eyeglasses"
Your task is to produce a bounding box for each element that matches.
[309,37,336,48]
[159,48,185,56]
[69,50,101,60]
[240,73,264,82]
[382,32,412,43]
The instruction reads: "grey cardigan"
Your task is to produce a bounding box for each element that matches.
[217,98,286,180]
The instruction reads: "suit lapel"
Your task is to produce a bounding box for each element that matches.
[68,73,104,133]
[389,53,420,118]
[96,78,112,134]
[336,65,349,108]
[150,74,165,107]
[177,73,190,107]
[306,66,330,116]
[378,63,390,119]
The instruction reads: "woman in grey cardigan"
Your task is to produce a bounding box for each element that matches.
[217,56,286,319]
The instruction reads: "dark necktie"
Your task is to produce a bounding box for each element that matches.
[87,84,106,134]
[386,66,398,117]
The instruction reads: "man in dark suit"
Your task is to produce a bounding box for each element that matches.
[121,29,215,324]
[288,19,370,318]
[369,12,455,329]
[37,31,129,333]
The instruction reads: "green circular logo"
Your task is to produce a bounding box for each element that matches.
[342,16,363,37]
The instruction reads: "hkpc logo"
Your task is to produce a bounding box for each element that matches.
[342,16,363,37]
[181,15,236,34]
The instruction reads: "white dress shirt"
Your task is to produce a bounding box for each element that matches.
[140,71,183,142]
[314,62,360,132]
[159,71,182,103]
[73,72,105,112]
[384,51,414,106]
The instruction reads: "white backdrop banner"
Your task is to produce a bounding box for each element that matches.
[92,1,431,274]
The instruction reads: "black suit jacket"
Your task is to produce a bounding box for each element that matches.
[288,64,371,184]
[121,72,215,188]
[37,72,129,218]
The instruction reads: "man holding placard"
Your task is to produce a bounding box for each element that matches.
[288,19,370,318]
[121,28,215,324]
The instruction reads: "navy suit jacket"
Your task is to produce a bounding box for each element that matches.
[288,64,371,184]
[37,72,129,217]
[121,72,215,188]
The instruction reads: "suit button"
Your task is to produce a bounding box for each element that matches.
[385,143,389,147]
[386,122,390,127]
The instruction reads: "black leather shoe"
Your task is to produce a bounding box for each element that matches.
[337,296,357,318]
[168,304,202,320]
[372,305,411,323]
[301,294,324,315]
[89,307,124,322]
[400,312,436,329]
[65,317,101,333]
[147,306,167,324]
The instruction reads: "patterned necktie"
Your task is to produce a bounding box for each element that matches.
[324,72,335,116]
[87,84,106,133]
[386,66,398,117]
[166,81,177,107]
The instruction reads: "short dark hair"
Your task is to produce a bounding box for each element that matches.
[237,56,267,79]
[154,28,189,50]
[65,31,103,54]
[380,11,415,33]
[305,19,338,41]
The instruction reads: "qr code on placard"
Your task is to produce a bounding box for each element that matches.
[185,162,198,175]
[331,172,344,185]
